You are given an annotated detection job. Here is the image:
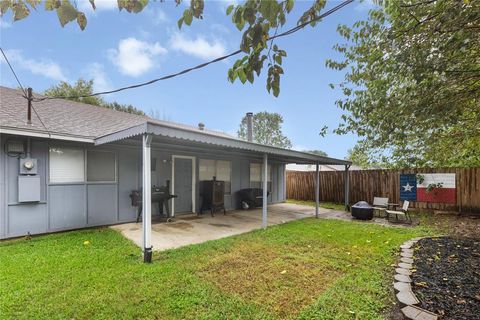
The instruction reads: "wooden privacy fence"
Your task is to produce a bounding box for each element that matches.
[286,168,480,213]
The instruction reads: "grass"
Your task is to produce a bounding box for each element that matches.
[0,218,435,319]
[286,199,346,211]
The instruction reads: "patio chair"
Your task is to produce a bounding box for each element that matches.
[372,197,388,217]
[386,200,412,224]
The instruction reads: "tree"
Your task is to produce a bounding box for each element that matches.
[327,0,480,168]
[238,111,292,149]
[44,79,103,106]
[44,79,145,116]
[346,145,379,169]
[1,0,352,97]
[304,150,328,157]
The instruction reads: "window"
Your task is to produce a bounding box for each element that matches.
[199,159,231,194]
[87,151,116,182]
[49,147,85,183]
[250,163,272,191]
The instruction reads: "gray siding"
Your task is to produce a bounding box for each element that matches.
[0,135,286,239]
[49,185,86,230]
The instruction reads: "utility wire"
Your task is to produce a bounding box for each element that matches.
[0,47,51,137]
[1,47,27,96]
[29,0,354,102]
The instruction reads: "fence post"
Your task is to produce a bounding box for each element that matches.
[315,163,320,218]
[344,165,350,211]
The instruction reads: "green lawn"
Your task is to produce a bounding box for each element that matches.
[0,219,434,319]
[286,199,347,211]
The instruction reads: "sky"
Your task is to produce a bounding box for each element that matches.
[0,0,373,159]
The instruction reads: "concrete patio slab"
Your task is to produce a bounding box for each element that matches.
[111,203,406,251]
[112,203,324,251]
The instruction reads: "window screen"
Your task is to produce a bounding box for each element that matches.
[199,159,216,181]
[49,147,85,183]
[250,163,272,191]
[87,151,116,182]
[216,160,231,194]
[199,159,231,194]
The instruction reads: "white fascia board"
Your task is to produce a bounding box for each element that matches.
[0,127,95,143]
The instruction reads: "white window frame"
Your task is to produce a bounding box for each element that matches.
[86,150,117,183]
[250,162,272,190]
[199,158,232,194]
[48,146,86,184]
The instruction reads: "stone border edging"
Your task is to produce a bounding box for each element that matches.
[394,237,440,320]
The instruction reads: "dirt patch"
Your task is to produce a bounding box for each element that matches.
[153,222,193,231]
[179,216,201,221]
[412,237,480,319]
[169,222,194,230]
[198,241,342,318]
[421,214,480,238]
[208,223,232,228]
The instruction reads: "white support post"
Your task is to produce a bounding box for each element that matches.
[142,134,153,263]
[315,163,320,218]
[262,153,268,229]
[344,164,350,212]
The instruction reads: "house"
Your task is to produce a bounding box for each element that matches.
[0,86,351,261]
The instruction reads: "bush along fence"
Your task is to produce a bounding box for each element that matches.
[286,168,480,214]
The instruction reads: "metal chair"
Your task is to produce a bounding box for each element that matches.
[386,200,412,223]
[372,197,388,217]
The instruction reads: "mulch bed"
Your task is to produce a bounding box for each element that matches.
[412,237,480,320]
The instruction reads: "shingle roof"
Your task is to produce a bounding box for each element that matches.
[0,86,233,140]
[0,86,351,165]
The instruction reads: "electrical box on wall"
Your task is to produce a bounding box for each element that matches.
[6,140,25,154]
[19,158,38,175]
[18,176,41,202]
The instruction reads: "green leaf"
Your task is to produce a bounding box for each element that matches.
[56,1,78,27]
[286,0,294,13]
[238,69,247,84]
[246,69,254,83]
[45,0,60,10]
[226,4,234,15]
[26,0,41,9]
[184,10,193,25]
[177,17,184,29]
[13,2,30,21]
[274,55,282,65]
[76,12,87,30]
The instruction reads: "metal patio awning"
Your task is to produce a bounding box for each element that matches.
[94,121,351,166]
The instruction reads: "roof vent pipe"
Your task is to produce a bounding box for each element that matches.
[246,112,253,142]
[198,122,205,131]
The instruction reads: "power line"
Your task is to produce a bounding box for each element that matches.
[0,48,52,137]
[1,47,27,96]
[30,0,354,102]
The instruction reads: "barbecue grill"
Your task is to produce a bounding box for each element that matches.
[130,180,177,222]
[351,201,374,220]
[237,188,270,209]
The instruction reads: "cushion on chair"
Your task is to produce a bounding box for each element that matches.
[386,210,406,215]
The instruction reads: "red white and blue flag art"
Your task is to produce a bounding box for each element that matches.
[400,173,456,204]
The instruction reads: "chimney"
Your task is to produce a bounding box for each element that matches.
[246,112,253,142]
[198,122,205,131]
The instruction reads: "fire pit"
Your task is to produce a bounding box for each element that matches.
[351,201,374,220]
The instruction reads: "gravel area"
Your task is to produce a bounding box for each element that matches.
[412,237,480,320]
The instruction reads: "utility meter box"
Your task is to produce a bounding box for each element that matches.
[18,176,41,202]
[19,158,38,175]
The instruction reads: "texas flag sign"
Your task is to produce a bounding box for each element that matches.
[400,173,456,204]
[400,174,417,201]
[417,173,456,204]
